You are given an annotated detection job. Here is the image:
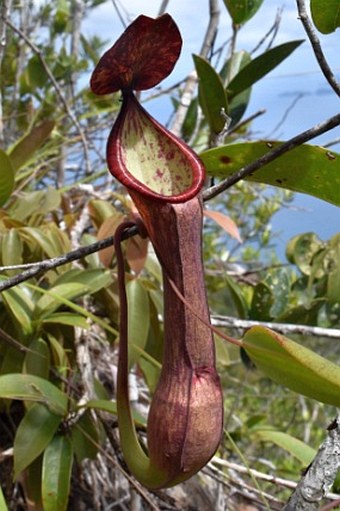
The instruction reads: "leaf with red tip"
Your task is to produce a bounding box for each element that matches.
[90,14,182,94]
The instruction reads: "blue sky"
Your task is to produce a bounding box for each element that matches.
[84,0,340,257]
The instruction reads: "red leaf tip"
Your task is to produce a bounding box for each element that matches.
[90,14,182,94]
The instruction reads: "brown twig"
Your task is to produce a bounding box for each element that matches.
[202,111,340,201]
[211,315,340,339]
[296,0,340,97]
[0,225,139,293]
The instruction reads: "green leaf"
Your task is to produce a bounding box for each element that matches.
[181,97,198,142]
[193,54,229,134]
[24,338,51,380]
[12,189,61,222]
[14,403,62,477]
[8,120,55,172]
[243,326,340,406]
[42,435,73,511]
[52,268,112,294]
[250,282,274,321]
[34,269,112,319]
[1,228,23,267]
[0,149,15,206]
[138,300,163,392]
[220,51,252,126]
[286,233,323,275]
[27,282,119,337]
[42,312,89,329]
[254,429,316,465]
[84,399,146,427]
[71,410,100,462]
[200,142,340,206]
[0,373,68,415]
[34,283,89,319]
[327,238,340,307]
[310,0,340,34]
[127,279,150,368]
[47,334,69,374]
[227,41,304,98]
[223,0,264,24]
[275,299,325,326]
[0,281,34,335]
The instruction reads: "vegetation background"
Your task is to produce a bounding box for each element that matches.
[0,0,339,510]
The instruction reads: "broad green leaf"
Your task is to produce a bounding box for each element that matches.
[0,281,34,335]
[34,270,112,318]
[11,189,60,223]
[24,338,51,380]
[254,429,316,465]
[42,435,73,511]
[19,225,62,256]
[310,0,340,34]
[27,282,119,336]
[51,268,112,294]
[193,54,229,134]
[1,228,23,267]
[243,326,340,406]
[223,0,264,24]
[0,373,68,415]
[0,149,15,206]
[227,41,304,98]
[8,120,55,172]
[127,279,150,368]
[200,142,340,206]
[14,403,62,477]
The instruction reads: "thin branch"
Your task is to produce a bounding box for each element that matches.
[4,16,92,174]
[0,225,139,293]
[251,6,283,54]
[296,0,340,97]
[211,315,340,339]
[228,108,266,135]
[210,458,340,502]
[203,112,340,201]
[157,0,170,16]
[283,413,340,510]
